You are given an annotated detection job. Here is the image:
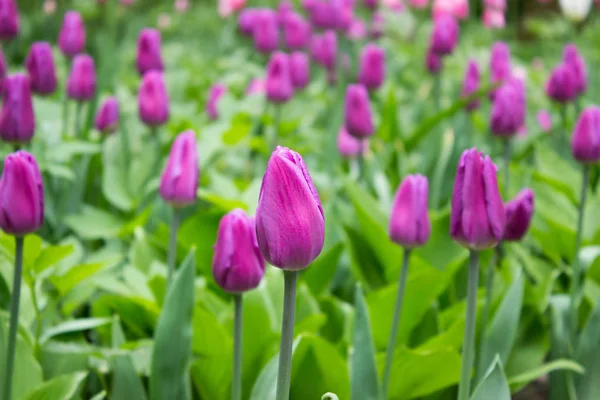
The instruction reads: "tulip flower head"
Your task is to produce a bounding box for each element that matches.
[138,71,170,127]
[95,97,120,134]
[432,0,469,20]
[490,77,526,137]
[0,74,35,144]
[67,54,96,102]
[238,8,258,35]
[212,209,266,293]
[503,188,534,241]
[537,110,552,132]
[430,14,459,56]
[483,8,506,28]
[358,44,386,91]
[563,44,587,96]
[364,0,379,9]
[58,11,86,57]
[136,28,164,76]
[311,30,337,70]
[490,41,511,87]
[558,0,592,22]
[278,0,294,25]
[289,52,310,89]
[546,63,577,104]
[389,175,431,248]
[0,0,19,40]
[370,12,384,39]
[0,151,44,236]
[461,59,480,111]
[206,83,227,120]
[451,148,505,250]
[571,106,600,164]
[253,9,278,53]
[219,0,246,17]
[426,47,442,75]
[344,84,374,138]
[266,52,294,103]
[159,130,199,207]
[283,12,312,50]
[25,42,57,96]
[256,146,324,269]
[337,126,366,158]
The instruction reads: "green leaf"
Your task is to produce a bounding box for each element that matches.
[33,244,74,274]
[575,299,600,400]
[49,261,108,295]
[102,135,136,212]
[471,356,510,400]
[150,250,195,400]
[302,242,344,296]
[63,205,125,240]
[429,129,455,209]
[40,318,112,344]
[249,351,279,400]
[549,295,576,400]
[23,372,87,400]
[112,318,147,400]
[508,359,584,390]
[351,285,380,400]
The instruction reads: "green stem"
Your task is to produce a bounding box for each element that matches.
[62,98,71,137]
[29,279,42,359]
[475,247,499,382]
[74,102,84,138]
[560,104,568,153]
[275,270,298,400]
[118,113,130,192]
[569,165,589,341]
[232,294,243,400]
[457,250,480,400]
[12,144,21,152]
[2,236,25,400]
[433,72,442,112]
[272,104,281,152]
[167,208,181,285]
[382,249,412,398]
[503,139,512,198]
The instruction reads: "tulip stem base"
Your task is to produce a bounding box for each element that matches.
[382,248,412,398]
[458,250,480,400]
[2,236,24,400]
[276,270,298,400]
[167,208,181,285]
[232,294,243,400]
[475,246,499,382]
[503,139,511,198]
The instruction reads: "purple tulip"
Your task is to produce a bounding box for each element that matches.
[426,47,442,75]
[450,148,505,250]
[335,0,354,31]
[308,0,337,29]
[238,9,258,36]
[0,74,35,144]
[490,41,511,92]
[430,14,459,56]
[337,126,366,158]
[503,188,534,241]
[212,209,266,293]
[256,146,324,269]
[136,28,164,76]
[461,59,480,111]
[95,97,119,134]
[563,44,587,97]
[347,18,368,40]
[206,83,227,120]
[289,52,310,89]
[283,12,311,50]
[67,54,96,102]
[0,0,19,40]
[389,175,431,248]
[278,0,294,25]
[311,30,337,70]
[490,77,526,137]
[364,0,378,9]
[571,106,600,164]
[58,11,86,57]
[370,11,384,39]
[344,84,374,138]
[253,9,278,54]
[138,71,170,127]
[159,130,198,206]
[25,42,57,96]
[266,52,294,103]
[546,63,577,104]
[358,44,385,91]
[0,151,44,236]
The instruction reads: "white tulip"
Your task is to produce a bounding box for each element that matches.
[558,0,593,22]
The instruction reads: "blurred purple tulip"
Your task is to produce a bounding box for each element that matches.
[430,14,459,56]
[337,126,366,158]
[571,106,600,164]
[546,63,577,104]
[253,9,278,53]
[537,110,552,132]
[0,74,35,144]
[425,47,442,75]
[266,52,294,103]
[159,130,199,206]
[503,188,534,241]
[206,83,227,120]
[358,44,385,91]
[136,28,164,76]
[138,71,170,127]
[95,97,120,134]
[389,175,431,248]
[25,42,57,96]
[283,12,311,50]
[67,54,96,102]
[289,52,310,89]
[344,84,374,138]
[311,30,337,70]
[461,60,480,111]
[563,44,587,96]
[0,0,19,40]
[490,77,526,137]
[58,11,86,57]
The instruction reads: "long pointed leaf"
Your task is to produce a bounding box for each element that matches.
[471,356,510,400]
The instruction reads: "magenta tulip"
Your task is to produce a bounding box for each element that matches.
[0,74,35,144]
[571,106,600,164]
[136,28,164,76]
[503,188,534,241]
[138,71,170,127]
[25,42,57,95]
[159,130,199,206]
[95,97,120,134]
[58,11,86,57]
[389,175,431,248]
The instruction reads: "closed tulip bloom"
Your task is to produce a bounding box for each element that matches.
[238,9,257,35]
[451,148,505,250]
[430,14,459,56]
[389,175,431,248]
[138,71,170,126]
[0,0,19,40]
[67,54,96,101]
[0,74,35,144]
[283,12,311,50]
[558,0,592,22]
[490,77,526,137]
[537,110,552,132]
[206,83,227,120]
[337,126,366,158]
[432,0,470,20]
[571,106,600,164]
[0,151,44,236]
[212,209,266,292]
[58,11,86,57]
[25,42,57,95]
[256,146,324,269]
[266,52,293,103]
[358,44,385,91]
[344,84,374,138]
[426,47,442,75]
[546,63,577,104]
[490,41,511,86]
[364,0,379,9]
[95,97,119,134]
[136,28,164,76]
[289,52,310,89]
[311,30,337,70]
[253,9,278,54]
[278,0,294,25]
[482,8,506,28]
[563,44,587,96]
[503,188,534,241]
[159,130,198,206]
[370,12,384,39]
[461,60,480,111]
[308,0,337,29]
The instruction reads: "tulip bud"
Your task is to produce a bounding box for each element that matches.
[0,0,19,40]
[430,14,459,56]
[337,126,366,158]
[308,0,337,29]
[58,11,86,57]
[364,0,378,9]
[389,175,431,248]
[311,30,337,70]
[95,97,119,134]
[253,9,278,54]
[67,54,96,102]
[278,0,294,25]
[344,84,374,138]
[432,0,470,20]
[136,28,164,76]
[206,83,227,120]
[563,44,587,96]
[25,42,57,96]
[425,47,442,75]
[546,63,577,104]
[238,9,257,35]
[490,41,511,86]
[159,130,199,206]
[461,59,480,111]
[503,188,534,241]
[218,0,246,18]
[558,0,592,22]
[571,106,600,164]
[266,52,294,103]
[358,44,385,91]
[212,209,266,293]
[335,0,354,31]
[289,52,310,89]
[283,12,311,50]
[482,8,506,28]
[347,18,367,40]
[256,146,324,269]
[0,151,44,236]
[490,77,526,137]
[537,110,552,132]
[450,148,505,250]
[138,71,170,127]
[370,12,384,39]
[0,74,35,144]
